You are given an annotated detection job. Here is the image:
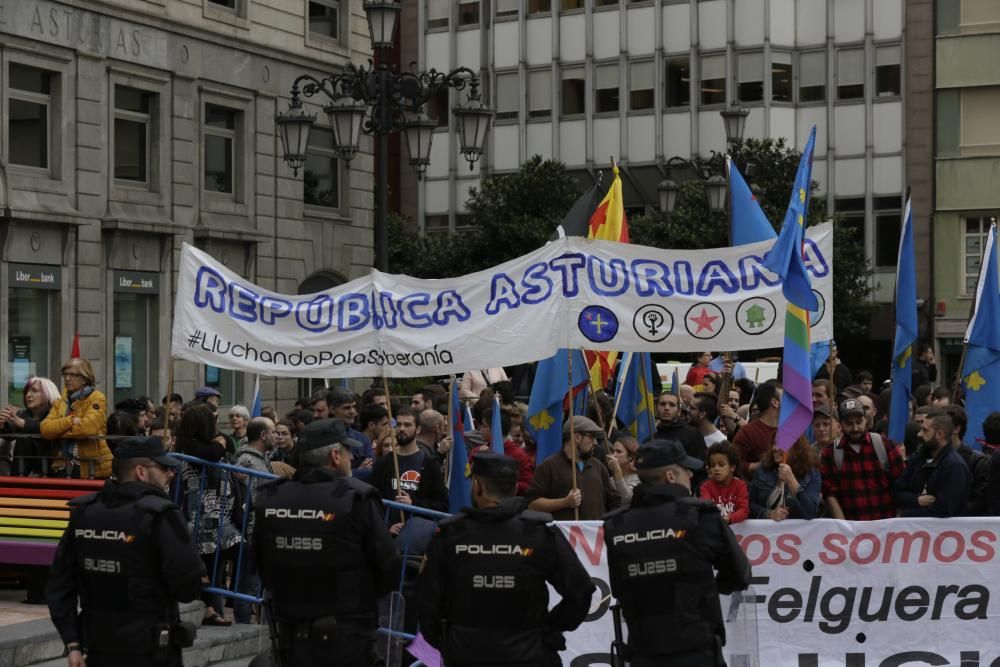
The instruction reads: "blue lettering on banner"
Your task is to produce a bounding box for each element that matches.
[373,291,400,330]
[259,296,292,325]
[697,260,740,296]
[229,282,260,322]
[194,267,227,312]
[803,239,830,278]
[674,261,694,296]
[296,295,335,333]
[631,259,673,297]
[486,273,520,315]
[739,255,781,291]
[338,293,370,331]
[399,293,433,328]
[434,290,471,325]
[549,253,587,297]
[587,256,630,297]
[520,262,553,304]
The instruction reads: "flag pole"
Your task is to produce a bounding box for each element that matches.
[952,217,995,402]
[567,349,579,521]
[382,376,403,517]
[608,352,635,437]
[444,374,455,488]
[643,355,656,438]
[164,357,175,446]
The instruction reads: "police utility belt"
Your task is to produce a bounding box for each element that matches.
[155,621,198,652]
[283,616,341,643]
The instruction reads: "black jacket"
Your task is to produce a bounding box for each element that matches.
[1,408,48,475]
[603,483,750,659]
[45,481,205,665]
[654,420,708,486]
[417,497,595,666]
[955,444,990,515]
[894,445,972,517]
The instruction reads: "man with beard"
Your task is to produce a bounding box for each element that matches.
[417,452,595,666]
[654,391,707,486]
[820,399,905,520]
[527,416,619,520]
[371,407,448,535]
[893,412,970,518]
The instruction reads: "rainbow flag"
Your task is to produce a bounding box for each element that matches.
[763,127,818,450]
[585,163,629,391]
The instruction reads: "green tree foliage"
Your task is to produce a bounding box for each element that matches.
[390,142,875,338]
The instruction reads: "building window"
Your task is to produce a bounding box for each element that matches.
[114,86,151,183]
[496,0,519,17]
[204,104,238,194]
[559,0,582,8]
[629,61,654,111]
[700,54,726,106]
[425,214,449,234]
[209,0,236,7]
[873,195,902,268]
[7,284,56,408]
[8,63,52,170]
[964,217,995,295]
[736,52,764,103]
[837,48,864,101]
[304,127,340,209]
[529,69,552,118]
[205,366,244,407]
[426,88,450,127]
[458,0,480,25]
[113,290,154,406]
[771,52,792,103]
[835,197,866,253]
[594,0,617,6]
[665,57,690,108]
[561,66,585,116]
[495,72,520,120]
[428,0,449,28]
[875,45,901,98]
[308,0,340,40]
[594,63,620,113]
[961,86,1000,155]
[799,51,826,103]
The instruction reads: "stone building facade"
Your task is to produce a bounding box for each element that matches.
[0,0,375,414]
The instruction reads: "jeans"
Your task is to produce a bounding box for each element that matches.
[234,548,260,624]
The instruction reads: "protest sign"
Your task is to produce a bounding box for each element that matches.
[554,518,1000,666]
[172,223,834,378]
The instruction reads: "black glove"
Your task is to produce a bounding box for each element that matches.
[542,629,566,651]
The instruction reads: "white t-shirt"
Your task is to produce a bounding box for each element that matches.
[704,429,728,447]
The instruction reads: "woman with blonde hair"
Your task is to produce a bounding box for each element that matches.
[1,376,62,476]
[40,358,113,478]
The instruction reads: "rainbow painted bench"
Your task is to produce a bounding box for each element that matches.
[0,476,104,566]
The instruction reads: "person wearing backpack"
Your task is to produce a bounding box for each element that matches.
[819,399,905,521]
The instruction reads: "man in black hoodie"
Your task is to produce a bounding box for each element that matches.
[654,390,707,487]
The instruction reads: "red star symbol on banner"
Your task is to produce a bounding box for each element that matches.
[690,307,719,333]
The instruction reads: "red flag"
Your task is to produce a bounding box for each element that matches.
[70,332,81,359]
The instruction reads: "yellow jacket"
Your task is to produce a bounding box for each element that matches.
[41,389,113,479]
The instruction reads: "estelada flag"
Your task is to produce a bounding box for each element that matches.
[584,163,629,389]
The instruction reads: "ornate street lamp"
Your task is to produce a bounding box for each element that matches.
[657,178,679,215]
[276,0,494,272]
[704,174,728,214]
[720,100,750,146]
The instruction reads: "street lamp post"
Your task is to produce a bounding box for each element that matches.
[276,0,494,272]
[657,101,750,216]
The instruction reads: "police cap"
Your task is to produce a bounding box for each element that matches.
[116,436,180,468]
[635,439,703,472]
[296,418,362,453]
[470,452,518,486]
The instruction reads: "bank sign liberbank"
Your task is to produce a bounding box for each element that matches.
[0,0,168,68]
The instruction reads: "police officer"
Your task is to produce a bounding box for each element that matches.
[46,436,205,667]
[418,452,596,666]
[603,439,751,667]
[253,418,400,666]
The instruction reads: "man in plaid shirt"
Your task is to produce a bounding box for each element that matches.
[820,399,905,520]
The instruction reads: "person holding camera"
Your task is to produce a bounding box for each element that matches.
[46,436,205,666]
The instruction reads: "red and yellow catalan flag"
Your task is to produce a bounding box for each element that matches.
[584,164,629,389]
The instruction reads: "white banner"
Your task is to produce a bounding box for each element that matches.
[555,518,1000,666]
[171,224,834,378]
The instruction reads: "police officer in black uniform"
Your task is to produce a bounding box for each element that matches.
[46,436,205,667]
[418,451,596,666]
[253,418,400,666]
[603,439,751,667]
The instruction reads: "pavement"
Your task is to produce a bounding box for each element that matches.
[0,586,51,628]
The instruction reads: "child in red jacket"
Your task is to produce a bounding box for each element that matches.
[699,442,749,524]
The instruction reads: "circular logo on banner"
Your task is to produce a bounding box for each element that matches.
[685,303,725,340]
[810,289,826,327]
[633,304,674,343]
[736,297,777,336]
[579,305,619,343]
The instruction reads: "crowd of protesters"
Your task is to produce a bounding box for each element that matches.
[3,347,1000,624]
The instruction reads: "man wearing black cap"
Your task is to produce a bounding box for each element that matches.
[418,452,595,666]
[46,437,205,667]
[326,388,375,482]
[252,418,400,666]
[603,439,750,667]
